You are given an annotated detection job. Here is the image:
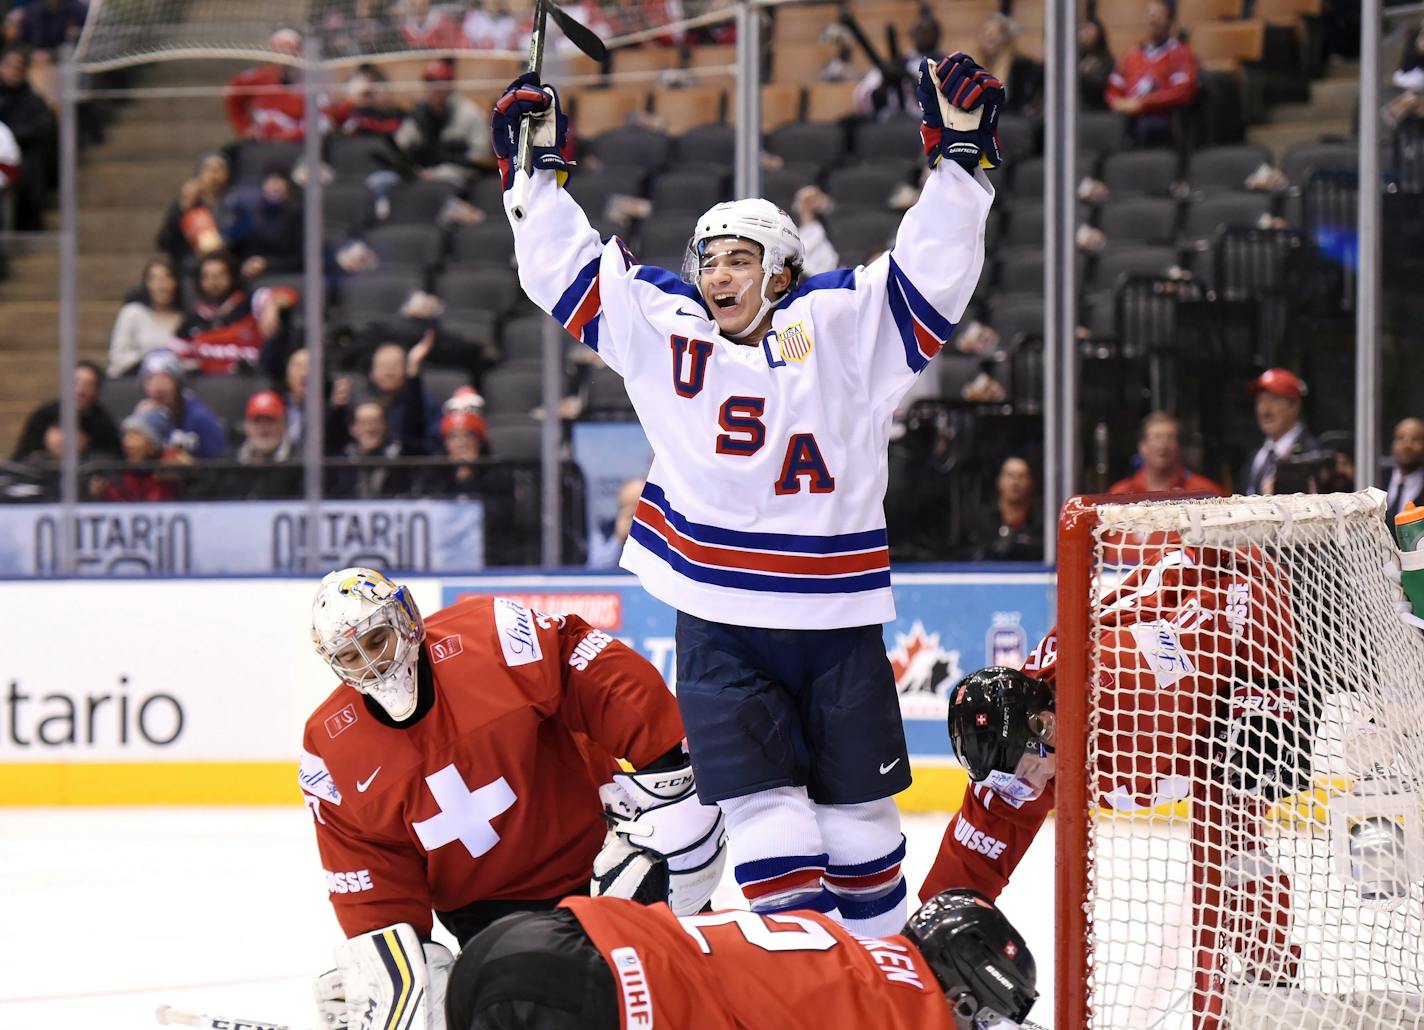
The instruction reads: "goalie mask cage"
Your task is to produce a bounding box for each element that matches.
[1055,490,1424,1030]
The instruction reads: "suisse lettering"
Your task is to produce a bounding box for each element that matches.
[325,868,375,894]
[952,816,1009,859]
[567,630,613,672]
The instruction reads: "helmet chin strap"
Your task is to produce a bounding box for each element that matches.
[727,267,787,341]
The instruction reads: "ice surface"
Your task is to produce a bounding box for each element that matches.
[0,807,1060,1030]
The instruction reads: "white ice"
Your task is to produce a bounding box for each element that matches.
[1,807,1058,1030]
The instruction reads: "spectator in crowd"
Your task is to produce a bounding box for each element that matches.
[224,29,313,141]
[792,185,840,277]
[321,0,396,58]
[852,5,945,119]
[176,250,289,375]
[0,46,56,231]
[960,456,1044,561]
[279,347,353,452]
[229,389,301,499]
[1238,367,1319,495]
[884,401,957,561]
[463,0,522,51]
[11,359,121,460]
[1387,22,1424,125]
[92,408,181,502]
[393,59,491,189]
[1078,15,1114,111]
[586,476,645,568]
[1108,411,1225,496]
[1105,0,1199,147]
[398,0,465,49]
[337,64,406,137]
[108,257,183,377]
[421,407,490,498]
[329,400,415,498]
[10,0,87,54]
[1386,416,1424,524]
[137,349,227,459]
[228,163,304,279]
[360,332,439,453]
[978,13,1043,118]
[156,151,235,266]
[0,115,18,211]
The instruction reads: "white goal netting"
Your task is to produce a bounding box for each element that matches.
[1072,490,1424,1029]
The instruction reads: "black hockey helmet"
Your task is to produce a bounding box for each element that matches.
[947,666,1054,782]
[904,889,1038,1028]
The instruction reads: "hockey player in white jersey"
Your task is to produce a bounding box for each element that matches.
[491,53,1000,936]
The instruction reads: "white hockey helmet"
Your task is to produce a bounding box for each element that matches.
[684,198,805,339]
[311,568,426,720]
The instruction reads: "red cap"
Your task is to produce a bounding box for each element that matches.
[423,60,455,82]
[246,390,287,420]
[441,410,487,440]
[1249,368,1307,401]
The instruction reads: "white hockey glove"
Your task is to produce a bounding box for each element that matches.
[591,760,726,915]
[314,922,454,1030]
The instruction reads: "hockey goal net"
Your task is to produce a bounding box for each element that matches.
[1056,490,1424,1030]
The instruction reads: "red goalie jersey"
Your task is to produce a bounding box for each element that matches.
[922,544,1295,901]
[562,896,954,1030]
[300,596,686,938]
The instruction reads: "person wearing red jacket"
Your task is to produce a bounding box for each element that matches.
[443,890,1040,1030]
[224,29,323,140]
[1104,0,1199,146]
[302,569,725,1030]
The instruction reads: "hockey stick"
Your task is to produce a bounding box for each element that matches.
[509,0,550,223]
[548,0,608,63]
[156,1003,308,1030]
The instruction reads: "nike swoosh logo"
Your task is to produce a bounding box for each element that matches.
[356,767,382,792]
[676,306,705,319]
[879,759,902,775]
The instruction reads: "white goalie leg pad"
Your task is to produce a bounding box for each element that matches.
[321,922,454,1030]
[597,761,726,915]
[817,798,908,937]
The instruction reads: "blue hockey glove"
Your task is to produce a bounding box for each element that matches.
[491,72,571,191]
[916,53,1004,171]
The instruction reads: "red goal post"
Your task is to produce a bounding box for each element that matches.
[1055,490,1424,1030]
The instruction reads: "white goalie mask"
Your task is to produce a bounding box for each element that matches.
[311,568,426,720]
[682,198,804,340]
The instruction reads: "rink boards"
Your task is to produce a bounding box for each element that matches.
[0,570,1054,810]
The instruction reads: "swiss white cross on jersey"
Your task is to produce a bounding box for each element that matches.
[507,165,994,630]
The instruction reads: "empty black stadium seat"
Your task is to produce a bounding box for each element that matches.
[190,372,268,434]
[483,368,546,416]
[1087,245,1179,293]
[1096,196,1180,246]
[674,124,736,165]
[637,216,694,266]
[566,167,648,221]
[1185,143,1273,194]
[1002,202,1044,248]
[765,123,846,173]
[585,126,673,170]
[761,162,821,211]
[1179,191,1271,249]
[1280,140,1358,188]
[585,366,633,414]
[824,163,911,211]
[423,367,471,406]
[328,136,397,180]
[1100,150,1181,198]
[995,113,1038,162]
[996,249,1045,294]
[825,210,900,264]
[1077,110,1127,157]
[231,140,304,184]
[436,268,521,316]
[385,180,456,224]
[484,415,544,461]
[448,222,516,268]
[985,296,1046,346]
[1009,156,1044,200]
[323,183,373,240]
[851,117,922,165]
[363,224,444,272]
[337,271,423,329]
[649,169,729,213]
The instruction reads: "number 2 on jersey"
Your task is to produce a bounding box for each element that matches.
[678,909,840,955]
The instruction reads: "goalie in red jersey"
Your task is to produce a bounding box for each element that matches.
[299,568,725,1030]
[443,888,1039,1030]
[922,543,1316,987]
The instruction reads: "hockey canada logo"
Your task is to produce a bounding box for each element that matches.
[778,321,814,363]
[888,620,962,719]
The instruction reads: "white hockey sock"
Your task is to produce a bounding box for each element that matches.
[720,786,839,915]
[818,797,909,937]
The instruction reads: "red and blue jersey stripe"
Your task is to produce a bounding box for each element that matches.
[553,254,603,351]
[886,255,956,373]
[629,482,891,594]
